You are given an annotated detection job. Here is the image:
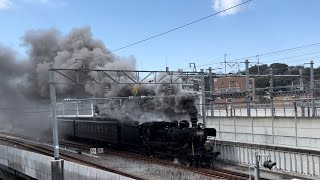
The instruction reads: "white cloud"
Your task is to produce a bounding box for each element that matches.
[0,0,13,10]
[212,0,244,16]
[0,0,67,10]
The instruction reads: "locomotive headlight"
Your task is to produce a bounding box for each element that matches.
[204,140,212,151]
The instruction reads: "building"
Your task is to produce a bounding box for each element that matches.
[213,76,255,105]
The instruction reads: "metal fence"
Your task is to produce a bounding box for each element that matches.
[205,103,320,117]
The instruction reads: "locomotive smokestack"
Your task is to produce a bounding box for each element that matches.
[180,94,198,127]
[190,116,198,128]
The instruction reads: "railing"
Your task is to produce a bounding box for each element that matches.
[205,105,320,117]
[216,141,320,177]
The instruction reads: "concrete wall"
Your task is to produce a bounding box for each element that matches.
[206,116,320,150]
[0,144,132,180]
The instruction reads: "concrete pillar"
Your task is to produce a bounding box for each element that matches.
[51,159,64,180]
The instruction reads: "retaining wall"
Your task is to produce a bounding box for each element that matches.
[0,144,132,180]
[206,116,320,150]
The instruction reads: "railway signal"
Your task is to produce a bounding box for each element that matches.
[263,160,276,170]
[253,152,277,180]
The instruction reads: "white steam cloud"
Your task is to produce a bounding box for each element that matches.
[212,0,244,16]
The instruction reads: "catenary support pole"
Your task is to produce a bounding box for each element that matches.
[201,69,207,128]
[300,68,305,117]
[49,64,64,180]
[269,68,275,144]
[310,60,315,117]
[49,64,60,160]
[209,67,214,117]
[293,102,298,147]
[245,59,251,117]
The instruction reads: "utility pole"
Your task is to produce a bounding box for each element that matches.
[200,69,207,127]
[269,68,275,144]
[245,59,251,117]
[310,60,315,117]
[209,67,214,117]
[49,64,64,180]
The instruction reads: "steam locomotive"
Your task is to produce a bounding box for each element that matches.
[57,116,220,166]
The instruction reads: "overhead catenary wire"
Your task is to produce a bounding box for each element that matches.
[193,42,320,70]
[86,0,253,60]
[231,42,320,63]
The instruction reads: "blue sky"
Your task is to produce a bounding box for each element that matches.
[1,0,320,72]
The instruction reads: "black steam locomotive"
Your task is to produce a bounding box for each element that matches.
[58,116,220,166]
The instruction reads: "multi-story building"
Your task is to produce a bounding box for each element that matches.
[213,76,255,105]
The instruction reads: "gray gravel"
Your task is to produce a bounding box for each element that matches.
[66,150,218,180]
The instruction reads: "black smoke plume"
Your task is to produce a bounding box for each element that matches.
[0,27,198,132]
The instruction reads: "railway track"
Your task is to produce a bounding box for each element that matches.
[0,132,144,180]
[0,131,269,179]
[101,148,256,180]
[58,139,263,180]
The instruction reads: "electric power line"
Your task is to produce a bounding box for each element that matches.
[86,0,252,60]
[6,1,252,87]
[194,42,320,69]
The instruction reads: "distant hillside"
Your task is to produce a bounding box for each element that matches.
[248,63,320,89]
